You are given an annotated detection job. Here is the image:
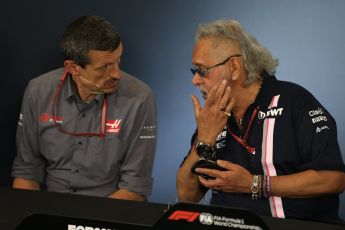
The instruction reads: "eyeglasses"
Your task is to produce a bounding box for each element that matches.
[190,54,242,78]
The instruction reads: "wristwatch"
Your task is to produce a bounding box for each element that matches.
[195,140,215,159]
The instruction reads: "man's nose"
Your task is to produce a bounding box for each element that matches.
[109,64,121,80]
[192,73,203,86]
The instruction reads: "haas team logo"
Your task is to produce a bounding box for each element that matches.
[106,119,122,134]
[39,113,63,124]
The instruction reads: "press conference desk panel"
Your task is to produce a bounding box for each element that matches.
[0,188,344,230]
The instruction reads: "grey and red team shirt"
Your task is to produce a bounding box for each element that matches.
[12,67,157,197]
[186,74,345,223]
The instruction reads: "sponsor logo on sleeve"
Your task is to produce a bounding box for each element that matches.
[308,108,324,117]
[311,116,327,124]
[316,126,330,133]
[308,108,328,124]
[140,125,156,139]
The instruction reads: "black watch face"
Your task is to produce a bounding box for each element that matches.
[202,150,214,159]
[196,145,214,159]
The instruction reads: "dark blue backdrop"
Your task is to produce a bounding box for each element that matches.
[1,0,344,220]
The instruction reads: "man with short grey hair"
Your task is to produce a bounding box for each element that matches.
[12,15,157,201]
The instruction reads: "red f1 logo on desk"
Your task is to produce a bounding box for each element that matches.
[168,210,200,222]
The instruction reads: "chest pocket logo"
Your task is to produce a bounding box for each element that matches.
[106,119,122,134]
[258,107,284,119]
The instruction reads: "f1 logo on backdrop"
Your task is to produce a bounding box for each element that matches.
[168,210,200,222]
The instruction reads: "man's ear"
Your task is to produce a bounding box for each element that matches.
[64,60,81,76]
[229,58,241,80]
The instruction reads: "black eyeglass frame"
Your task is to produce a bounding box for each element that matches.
[190,54,242,78]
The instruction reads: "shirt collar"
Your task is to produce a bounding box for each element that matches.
[252,72,278,107]
[228,73,279,128]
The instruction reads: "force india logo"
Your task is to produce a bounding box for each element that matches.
[258,107,283,119]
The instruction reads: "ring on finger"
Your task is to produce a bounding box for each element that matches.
[223,111,231,117]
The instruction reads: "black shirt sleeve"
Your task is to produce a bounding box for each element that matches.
[295,93,345,172]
